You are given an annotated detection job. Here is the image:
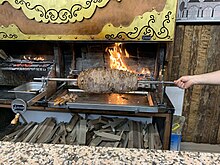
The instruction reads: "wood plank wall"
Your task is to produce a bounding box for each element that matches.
[167,24,220,144]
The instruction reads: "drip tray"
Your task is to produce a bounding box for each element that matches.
[48,89,158,113]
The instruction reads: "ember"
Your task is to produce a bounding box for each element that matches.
[15,63,32,67]
[23,55,45,61]
[141,68,151,75]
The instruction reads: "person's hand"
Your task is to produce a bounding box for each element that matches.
[174,76,197,89]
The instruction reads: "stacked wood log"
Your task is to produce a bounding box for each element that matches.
[1,114,162,149]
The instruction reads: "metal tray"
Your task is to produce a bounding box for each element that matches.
[48,89,158,113]
[8,82,43,101]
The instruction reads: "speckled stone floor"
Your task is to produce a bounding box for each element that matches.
[0,141,220,165]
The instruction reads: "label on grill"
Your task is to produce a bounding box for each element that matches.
[11,99,27,114]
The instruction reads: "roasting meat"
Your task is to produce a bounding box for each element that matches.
[77,68,138,93]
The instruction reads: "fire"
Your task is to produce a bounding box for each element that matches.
[106,43,130,71]
[125,49,129,58]
[106,43,151,77]
[23,56,45,61]
[141,68,151,75]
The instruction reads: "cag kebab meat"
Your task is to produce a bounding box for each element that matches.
[77,67,138,93]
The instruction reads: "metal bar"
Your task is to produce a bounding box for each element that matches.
[34,77,77,82]
[8,90,37,94]
[34,77,174,85]
[138,80,175,85]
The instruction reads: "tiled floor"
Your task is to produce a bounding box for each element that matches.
[181,142,220,153]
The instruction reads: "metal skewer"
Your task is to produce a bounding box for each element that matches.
[34,77,175,85]
[34,77,77,82]
[138,80,175,85]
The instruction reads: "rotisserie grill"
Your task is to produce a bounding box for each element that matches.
[0,0,178,150]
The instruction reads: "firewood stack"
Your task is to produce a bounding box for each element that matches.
[1,114,162,149]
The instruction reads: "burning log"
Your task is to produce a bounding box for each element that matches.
[77,67,138,93]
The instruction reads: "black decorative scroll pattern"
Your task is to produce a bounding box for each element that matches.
[14,0,104,22]
[0,32,18,39]
[105,11,172,40]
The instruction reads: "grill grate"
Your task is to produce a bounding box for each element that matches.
[0,60,53,71]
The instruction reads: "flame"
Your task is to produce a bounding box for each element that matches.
[125,49,129,58]
[106,43,151,77]
[106,43,130,71]
[23,56,45,61]
[141,68,151,75]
